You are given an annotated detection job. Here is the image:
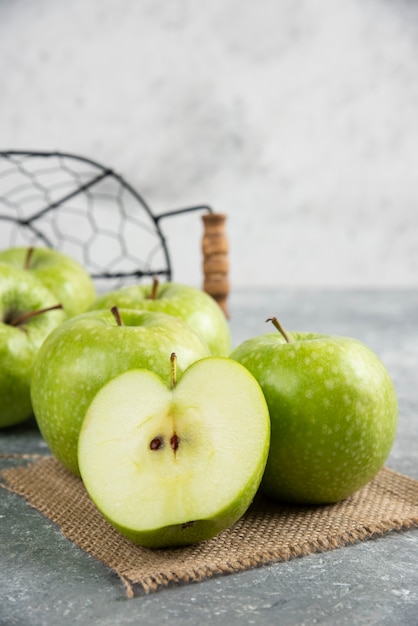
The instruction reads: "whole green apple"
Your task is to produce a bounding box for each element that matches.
[0,246,96,318]
[78,355,270,548]
[0,263,65,428]
[31,308,211,476]
[230,318,398,504]
[92,279,231,357]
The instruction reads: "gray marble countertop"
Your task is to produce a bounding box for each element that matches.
[1,288,418,625]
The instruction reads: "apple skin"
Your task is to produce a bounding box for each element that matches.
[0,263,65,428]
[230,331,398,504]
[0,246,96,318]
[92,281,231,357]
[30,308,211,476]
[78,357,270,548]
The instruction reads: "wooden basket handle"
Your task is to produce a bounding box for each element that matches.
[202,213,229,318]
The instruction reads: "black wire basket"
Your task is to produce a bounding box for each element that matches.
[0,150,220,293]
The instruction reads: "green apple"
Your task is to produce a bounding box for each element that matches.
[31,308,211,476]
[0,246,96,318]
[0,263,65,428]
[78,354,270,548]
[92,279,231,357]
[230,317,398,504]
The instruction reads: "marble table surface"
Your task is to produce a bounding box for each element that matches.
[1,288,417,625]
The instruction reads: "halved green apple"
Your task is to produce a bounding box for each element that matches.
[78,356,270,548]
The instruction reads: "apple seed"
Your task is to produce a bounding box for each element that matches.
[170,434,180,451]
[149,437,164,451]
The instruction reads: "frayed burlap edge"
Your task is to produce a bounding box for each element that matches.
[1,456,418,598]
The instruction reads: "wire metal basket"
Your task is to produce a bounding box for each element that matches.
[0,150,229,313]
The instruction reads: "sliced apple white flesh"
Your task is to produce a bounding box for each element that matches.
[78,356,270,548]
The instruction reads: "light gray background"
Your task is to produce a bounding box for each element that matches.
[1,0,417,289]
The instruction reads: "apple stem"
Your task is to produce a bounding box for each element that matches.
[24,247,35,269]
[10,303,63,327]
[148,277,159,300]
[170,352,177,388]
[111,306,123,326]
[266,316,292,343]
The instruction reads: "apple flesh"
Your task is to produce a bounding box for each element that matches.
[0,246,96,318]
[231,326,398,504]
[92,280,231,357]
[31,308,211,476]
[78,356,270,548]
[0,263,65,427]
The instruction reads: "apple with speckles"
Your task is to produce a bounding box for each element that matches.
[30,307,210,476]
[0,263,65,428]
[230,317,398,504]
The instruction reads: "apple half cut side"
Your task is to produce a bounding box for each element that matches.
[78,356,270,548]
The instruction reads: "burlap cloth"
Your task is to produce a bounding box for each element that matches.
[1,456,418,598]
